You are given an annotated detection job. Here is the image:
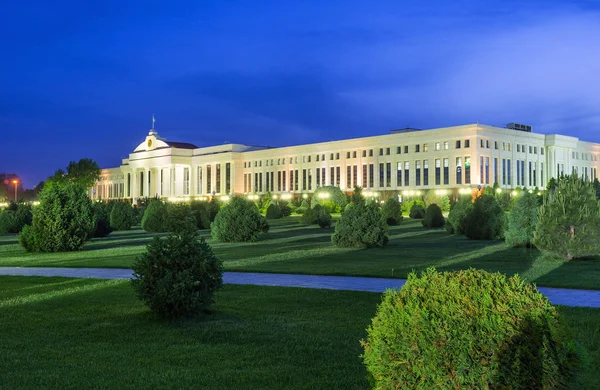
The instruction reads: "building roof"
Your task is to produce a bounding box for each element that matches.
[166,141,198,149]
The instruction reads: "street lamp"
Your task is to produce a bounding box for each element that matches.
[11,180,18,202]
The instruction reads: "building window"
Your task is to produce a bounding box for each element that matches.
[283,171,287,191]
[302,169,307,191]
[444,141,449,150]
[541,148,544,155]
[481,139,485,148]
[456,157,462,185]
[424,144,428,152]
[197,166,202,194]
[379,148,383,156]
[493,158,498,185]
[216,164,221,193]
[362,164,367,187]
[529,162,532,187]
[404,162,410,186]
[266,169,270,193]
[294,169,299,191]
[396,146,401,154]
[485,157,490,184]
[415,144,420,153]
[443,159,449,185]
[278,171,282,191]
[226,163,231,194]
[369,164,374,187]
[369,149,373,157]
[435,159,441,185]
[465,157,471,184]
[517,145,521,153]
[502,159,506,185]
[456,140,461,149]
[308,169,312,190]
[330,153,334,160]
[508,143,511,152]
[207,165,212,194]
[386,162,391,187]
[330,167,335,186]
[507,159,511,186]
[363,150,367,157]
[529,146,532,154]
[336,166,341,186]
[404,145,409,153]
[494,141,498,150]
[336,153,340,160]
[316,155,320,162]
[347,166,352,188]
[465,139,470,148]
[423,160,429,186]
[386,147,390,155]
[415,160,421,186]
[486,140,490,149]
[347,152,351,159]
[396,162,402,186]
[534,147,537,154]
[379,163,384,187]
[315,168,320,187]
[435,142,441,151]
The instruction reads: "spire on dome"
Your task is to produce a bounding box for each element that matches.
[149,113,158,136]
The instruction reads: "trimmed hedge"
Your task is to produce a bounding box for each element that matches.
[142,200,168,232]
[422,204,445,228]
[409,204,425,219]
[447,196,473,234]
[381,198,403,225]
[266,203,283,219]
[211,196,269,242]
[131,225,223,319]
[91,202,113,238]
[110,202,134,231]
[332,203,388,248]
[19,181,94,252]
[465,195,505,240]
[362,268,582,389]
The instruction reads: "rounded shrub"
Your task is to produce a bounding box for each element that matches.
[465,194,505,240]
[300,206,318,224]
[165,203,197,234]
[316,206,332,228]
[362,268,582,389]
[110,202,134,231]
[381,197,403,225]
[332,203,388,248]
[505,191,539,248]
[0,210,17,234]
[402,199,424,214]
[447,196,473,234]
[190,201,211,230]
[131,225,223,319]
[19,181,94,252]
[294,207,306,215]
[534,173,600,260]
[211,196,269,242]
[141,200,168,232]
[314,186,347,211]
[422,204,445,228]
[91,202,113,238]
[409,203,425,219]
[266,203,283,219]
[0,204,32,234]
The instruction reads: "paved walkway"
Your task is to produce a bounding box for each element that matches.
[0,267,599,308]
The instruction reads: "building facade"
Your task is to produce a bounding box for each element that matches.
[91,123,600,201]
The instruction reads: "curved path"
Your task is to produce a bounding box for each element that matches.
[0,267,599,308]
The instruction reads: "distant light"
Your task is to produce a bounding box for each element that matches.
[302,194,308,199]
[12,180,18,184]
[221,195,230,202]
[318,192,330,199]
[511,191,518,197]
[272,195,278,200]
[415,191,422,196]
[528,190,533,194]
[496,188,502,193]
[281,194,292,200]
[537,192,542,196]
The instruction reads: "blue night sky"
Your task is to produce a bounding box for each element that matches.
[2,0,600,187]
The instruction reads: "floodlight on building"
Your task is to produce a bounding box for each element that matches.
[318,192,330,199]
[272,195,278,200]
[281,194,292,200]
[416,191,422,196]
[537,192,542,196]
[221,195,230,202]
[302,194,308,199]
[511,191,518,197]
[496,188,502,194]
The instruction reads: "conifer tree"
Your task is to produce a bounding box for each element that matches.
[534,173,600,260]
[504,192,539,247]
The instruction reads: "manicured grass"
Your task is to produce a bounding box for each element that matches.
[2,217,600,290]
[0,276,598,389]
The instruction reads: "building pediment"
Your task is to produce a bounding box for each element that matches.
[133,130,170,153]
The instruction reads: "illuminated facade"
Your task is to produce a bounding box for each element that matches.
[91,123,600,201]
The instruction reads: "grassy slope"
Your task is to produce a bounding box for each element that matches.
[1,217,599,290]
[0,276,598,389]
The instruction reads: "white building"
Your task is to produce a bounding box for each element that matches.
[91,123,600,201]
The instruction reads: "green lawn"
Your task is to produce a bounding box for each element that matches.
[0,276,598,389]
[1,217,600,290]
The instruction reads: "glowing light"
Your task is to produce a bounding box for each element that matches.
[220,195,230,202]
[12,180,18,184]
[317,192,330,199]
[528,190,533,194]
[32,201,40,206]
[272,195,278,200]
[302,194,308,199]
[537,192,542,196]
[281,194,292,200]
[496,188,502,194]
[435,190,447,196]
[511,191,518,197]
[415,191,422,196]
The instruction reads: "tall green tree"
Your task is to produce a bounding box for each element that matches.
[504,192,539,247]
[534,173,600,260]
[66,158,101,189]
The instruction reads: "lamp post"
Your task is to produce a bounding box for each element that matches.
[12,179,18,202]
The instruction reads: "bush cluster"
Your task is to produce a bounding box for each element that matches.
[447,196,473,234]
[265,203,282,219]
[362,268,582,389]
[142,200,168,232]
[90,202,113,238]
[381,198,403,225]
[189,199,220,230]
[0,204,32,234]
[422,204,445,228]
[131,224,223,319]
[299,205,332,228]
[211,196,269,242]
[332,203,388,248]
